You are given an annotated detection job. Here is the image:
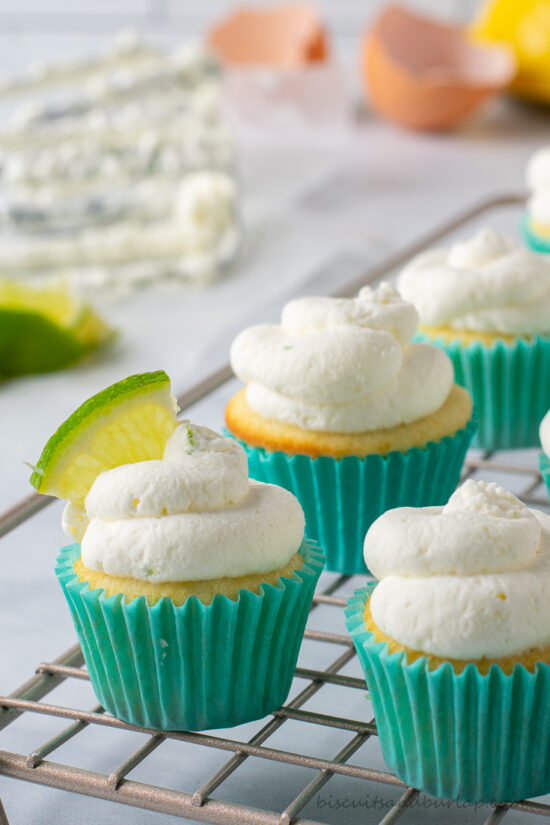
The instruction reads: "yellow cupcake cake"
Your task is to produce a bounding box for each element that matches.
[226,384,471,459]
[73,552,303,607]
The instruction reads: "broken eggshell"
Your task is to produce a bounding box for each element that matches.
[363,4,516,131]
[207,3,349,129]
[207,3,328,66]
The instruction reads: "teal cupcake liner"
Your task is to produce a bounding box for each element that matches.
[539,453,550,500]
[227,416,476,576]
[521,212,550,255]
[417,332,550,449]
[345,585,550,803]
[55,540,324,731]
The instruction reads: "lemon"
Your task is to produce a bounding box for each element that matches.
[0,280,113,377]
[30,370,179,507]
[472,0,550,103]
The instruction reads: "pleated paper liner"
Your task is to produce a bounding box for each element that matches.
[540,453,550,500]
[56,539,324,731]
[227,415,476,576]
[417,331,550,449]
[521,212,550,255]
[345,585,550,804]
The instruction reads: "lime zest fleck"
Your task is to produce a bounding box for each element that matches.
[283,345,293,350]
[186,425,195,447]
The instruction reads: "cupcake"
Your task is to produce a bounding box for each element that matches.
[32,371,324,731]
[522,146,550,254]
[225,283,475,574]
[346,479,550,803]
[398,228,550,449]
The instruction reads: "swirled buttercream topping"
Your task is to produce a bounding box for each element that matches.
[398,229,550,335]
[540,409,550,458]
[365,480,550,660]
[229,283,453,433]
[528,190,550,228]
[526,147,550,228]
[527,147,550,192]
[62,421,305,583]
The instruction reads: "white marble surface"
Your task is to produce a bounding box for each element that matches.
[2,9,550,825]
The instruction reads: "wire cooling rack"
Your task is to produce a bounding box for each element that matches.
[2,192,549,825]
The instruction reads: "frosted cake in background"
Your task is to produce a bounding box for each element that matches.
[523,146,550,254]
[0,30,240,293]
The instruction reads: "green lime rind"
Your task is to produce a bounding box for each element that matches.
[30,370,172,494]
[0,309,87,377]
[0,307,114,377]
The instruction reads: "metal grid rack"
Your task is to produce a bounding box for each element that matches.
[1,193,548,825]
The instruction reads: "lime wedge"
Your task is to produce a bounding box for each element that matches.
[0,280,113,377]
[30,370,179,507]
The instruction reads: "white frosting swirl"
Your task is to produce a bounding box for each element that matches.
[527,146,550,192]
[398,229,550,335]
[528,190,550,228]
[230,283,453,433]
[526,146,550,227]
[365,480,550,660]
[540,409,550,458]
[62,421,305,583]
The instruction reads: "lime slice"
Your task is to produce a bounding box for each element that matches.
[0,280,113,377]
[30,370,179,507]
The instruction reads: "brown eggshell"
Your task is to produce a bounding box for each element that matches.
[208,3,328,66]
[363,4,516,131]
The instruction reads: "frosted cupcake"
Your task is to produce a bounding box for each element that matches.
[398,228,550,449]
[346,480,550,803]
[522,146,550,254]
[32,372,324,731]
[225,283,475,574]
